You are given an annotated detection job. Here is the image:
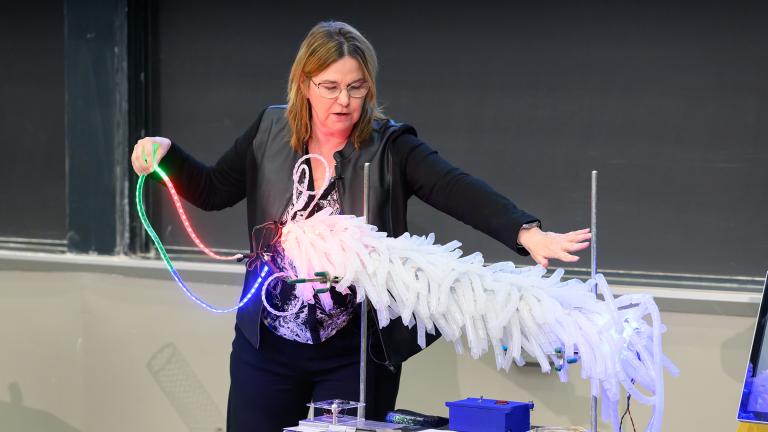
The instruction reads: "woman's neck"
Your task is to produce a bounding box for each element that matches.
[309,121,351,153]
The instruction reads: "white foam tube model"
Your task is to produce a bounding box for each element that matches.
[278,155,679,432]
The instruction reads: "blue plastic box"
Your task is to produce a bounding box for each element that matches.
[445,397,533,432]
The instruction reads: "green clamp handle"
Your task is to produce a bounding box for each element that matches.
[286,270,342,293]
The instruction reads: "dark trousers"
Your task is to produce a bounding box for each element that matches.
[226,312,401,432]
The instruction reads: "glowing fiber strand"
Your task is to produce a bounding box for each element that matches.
[154,168,243,261]
[136,170,275,313]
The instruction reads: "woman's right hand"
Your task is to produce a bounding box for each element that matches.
[131,136,172,175]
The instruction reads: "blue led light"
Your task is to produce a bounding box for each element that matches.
[169,263,274,313]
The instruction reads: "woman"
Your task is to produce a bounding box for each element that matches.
[131,21,590,431]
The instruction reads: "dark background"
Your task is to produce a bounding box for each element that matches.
[0,2,66,240]
[3,1,767,279]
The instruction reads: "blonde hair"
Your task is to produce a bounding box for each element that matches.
[286,21,385,152]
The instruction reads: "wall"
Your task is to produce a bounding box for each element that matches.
[0,256,757,431]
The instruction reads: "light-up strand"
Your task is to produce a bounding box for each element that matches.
[154,168,243,261]
[137,154,334,314]
[136,169,281,313]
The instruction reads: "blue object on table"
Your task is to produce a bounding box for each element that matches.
[445,397,533,432]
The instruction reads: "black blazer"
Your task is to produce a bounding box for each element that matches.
[157,105,538,365]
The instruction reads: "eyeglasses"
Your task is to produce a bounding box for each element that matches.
[310,79,370,99]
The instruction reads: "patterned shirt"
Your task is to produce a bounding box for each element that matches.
[261,163,357,344]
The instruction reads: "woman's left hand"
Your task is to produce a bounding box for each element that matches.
[516,227,592,269]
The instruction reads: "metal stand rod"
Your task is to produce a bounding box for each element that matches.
[359,162,371,421]
[590,170,598,432]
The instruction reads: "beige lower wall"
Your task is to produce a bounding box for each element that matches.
[0,268,755,431]
[400,308,753,431]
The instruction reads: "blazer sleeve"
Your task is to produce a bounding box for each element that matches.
[151,109,265,211]
[391,131,540,256]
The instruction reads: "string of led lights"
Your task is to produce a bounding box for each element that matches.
[136,167,284,313]
[152,168,243,261]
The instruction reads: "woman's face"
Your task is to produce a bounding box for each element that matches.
[306,56,367,139]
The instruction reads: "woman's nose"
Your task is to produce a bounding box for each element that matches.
[336,88,351,106]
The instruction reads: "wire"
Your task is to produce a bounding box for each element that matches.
[628,399,637,432]
[619,392,636,432]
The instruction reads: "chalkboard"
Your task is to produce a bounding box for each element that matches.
[150,1,768,278]
[0,2,65,240]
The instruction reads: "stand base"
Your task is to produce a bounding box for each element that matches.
[284,416,403,431]
[286,400,403,431]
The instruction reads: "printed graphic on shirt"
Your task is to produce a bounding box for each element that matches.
[261,167,357,344]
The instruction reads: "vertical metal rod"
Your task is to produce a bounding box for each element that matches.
[359,162,371,420]
[591,170,598,280]
[590,170,598,432]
